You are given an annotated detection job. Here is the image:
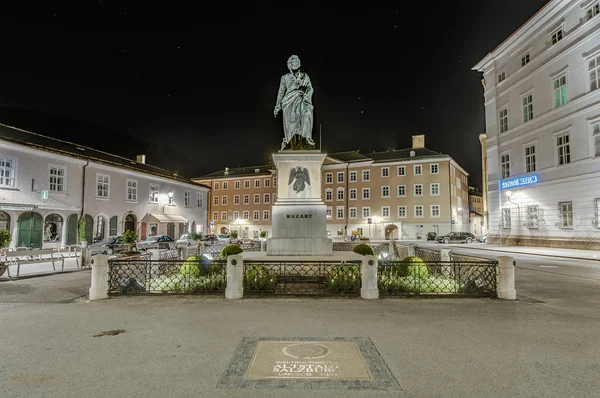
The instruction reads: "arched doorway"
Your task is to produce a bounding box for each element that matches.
[0,211,10,232]
[17,212,43,249]
[109,216,118,236]
[124,214,136,233]
[44,213,63,243]
[385,224,399,240]
[66,214,78,245]
[219,227,229,234]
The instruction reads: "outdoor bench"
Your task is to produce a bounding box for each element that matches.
[3,249,66,278]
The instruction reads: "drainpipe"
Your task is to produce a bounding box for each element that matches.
[345,162,349,240]
[448,160,452,233]
[81,161,89,217]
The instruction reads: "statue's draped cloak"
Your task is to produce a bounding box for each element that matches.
[276,72,314,145]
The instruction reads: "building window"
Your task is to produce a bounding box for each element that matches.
[212,212,218,221]
[244,180,250,188]
[326,207,332,219]
[222,182,228,189]
[253,210,260,221]
[182,191,190,207]
[381,167,389,177]
[243,211,249,220]
[521,53,530,67]
[381,206,390,218]
[381,186,390,198]
[336,207,344,219]
[587,2,599,20]
[397,166,405,176]
[44,213,63,242]
[414,205,424,218]
[221,211,227,221]
[349,171,357,182]
[233,211,239,220]
[523,94,533,122]
[254,194,260,204]
[456,177,461,190]
[557,133,571,165]
[526,205,539,229]
[414,184,423,196]
[326,173,333,184]
[222,195,228,205]
[263,210,270,220]
[197,192,203,208]
[551,28,563,45]
[501,153,510,178]
[595,198,600,228]
[592,122,600,157]
[502,208,511,229]
[499,108,509,133]
[0,156,15,187]
[123,179,137,202]
[337,188,344,201]
[397,206,407,218]
[413,165,422,175]
[349,207,357,219]
[349,188,357,200]
[553,75,568,107]
[264,193,270,203]
[96,173,109,197]
[337,172,344,183]
[264,178,271,187]
[430,164,439,174]
[430,183,440,196]
[525,145,536,172]
[243,194,250,204]
[362,207,370,218]
[234,195,240,205]
[431,205,441,218]
[213,196,219,206]
[235,181,240,189]
[50,166,66,193]
[214,182,220,190]
[150,184,159,203]
[362,170,370,181]
[326,189,333,201]
[498,71,506,83]
[362,188,370,200]
[558,201,573,228]
[397,185,406,197]
[254,179,260,188]
[589,54,600,91]
[274,177,277,187]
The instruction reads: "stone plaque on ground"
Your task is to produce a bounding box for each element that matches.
[217,337,401,391]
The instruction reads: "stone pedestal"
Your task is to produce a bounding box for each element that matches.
[267,151,332,256]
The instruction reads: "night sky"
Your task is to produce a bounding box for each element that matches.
[1,1,550,187]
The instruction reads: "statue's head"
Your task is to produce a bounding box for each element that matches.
[287,55,301,72]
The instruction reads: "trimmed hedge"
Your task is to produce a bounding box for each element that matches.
[221,244,243,257]
[353,243,374,256]
[395,256,429,278]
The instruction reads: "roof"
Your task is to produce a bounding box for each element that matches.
[195,164,274,179]
[0,123,209,189]
[327,151,370,162]
[141,213,188,223]
[367,147,446,163]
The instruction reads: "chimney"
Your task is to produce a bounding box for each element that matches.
[136,154,146,164]
[412,135,425,149]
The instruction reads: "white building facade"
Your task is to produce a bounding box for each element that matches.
[473,0,600,249]
[0,123,209,249]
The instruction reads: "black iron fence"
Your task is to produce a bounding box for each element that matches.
[242,260,362,296]
[108,258,227,295]
[378,259,497,297]
[393,244,409,260]
[414,247,442,262]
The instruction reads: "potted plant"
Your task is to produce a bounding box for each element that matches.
[78,217,87,247]
[0,229,12,277]
[120,230,139,254]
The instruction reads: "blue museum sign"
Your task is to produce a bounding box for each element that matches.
[499,174,539,190]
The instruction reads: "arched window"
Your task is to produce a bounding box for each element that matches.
[0,211,10,231]
[44,213,63,242]
[124,214,136,233]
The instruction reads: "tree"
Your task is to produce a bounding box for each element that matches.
[121,230,139,252]
[78,217,87,244]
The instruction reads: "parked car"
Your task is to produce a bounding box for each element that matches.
[176,233,197,247]
[426,232,438,241]
[88,236,130,256]
[137,235,175,251]
[476,234,488,243]
[217,234,232,243]
[436,232,475,244]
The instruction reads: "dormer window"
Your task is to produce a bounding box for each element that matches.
[497,71,506,83]
[551,28,563,45]
[521,53,530,67]
[587,3,599,20]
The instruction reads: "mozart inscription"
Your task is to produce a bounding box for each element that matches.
[245,341,373,380]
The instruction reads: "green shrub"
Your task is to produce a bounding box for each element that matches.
[260,231,267,238]
[395,256,429,278]
[326,264,360,292]
[378,275,460,294]
[230,230,238,239]
[179,256,204,278]
[0,229,12,249]
[353,243,374,256]
[121,230,139,252]
[244,264,277,290]
[78,217,87,243]
[221,244,243,257]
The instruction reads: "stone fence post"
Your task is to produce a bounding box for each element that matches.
[440,248,453,277]
[361,255,379,299]
[407,243,417,257]
[89,254,109,300]
[81,248,91,268]
[180,246,188,260]
[148,249,160,260]
[225,254,244,299]
[497,256,516,300]
[388,241,394,259]
[199,242,205,256]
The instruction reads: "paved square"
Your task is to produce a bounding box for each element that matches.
[217,337,401,391]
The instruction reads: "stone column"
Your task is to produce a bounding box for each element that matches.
[388,241,394,259]
[225,254,244,299]
[89,254,109,300]
[407,243,417,257]
[497,256,516,300]
[361,255,379,299]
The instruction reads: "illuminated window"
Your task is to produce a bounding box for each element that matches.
[554,75,568,107]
